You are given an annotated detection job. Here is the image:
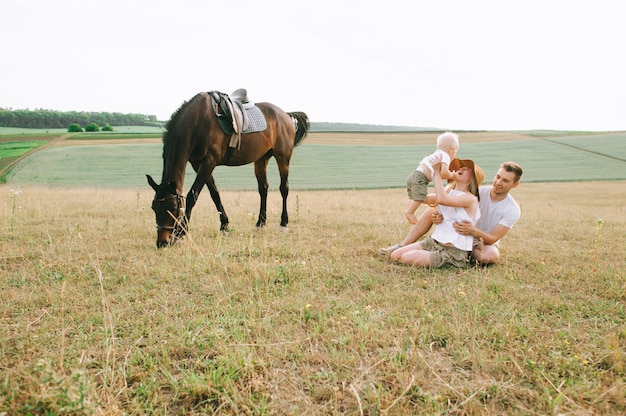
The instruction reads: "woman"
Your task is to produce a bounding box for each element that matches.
[390,157,484,268]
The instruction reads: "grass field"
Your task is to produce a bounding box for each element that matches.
[0,125,163,183]
[0,140,48,158]
[4,131,626,189]
[1,131,625,414]
[0,140,49,182]
[1,181,625,414]
[0,126,164,137]
[0,127,68,136]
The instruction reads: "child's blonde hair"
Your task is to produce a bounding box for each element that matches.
[436,132,459,151]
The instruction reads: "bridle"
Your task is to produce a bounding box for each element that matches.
[155,192,186,232]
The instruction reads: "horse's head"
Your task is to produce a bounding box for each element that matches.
[147,175,186,248]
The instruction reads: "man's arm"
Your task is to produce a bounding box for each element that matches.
[453,221,511,245]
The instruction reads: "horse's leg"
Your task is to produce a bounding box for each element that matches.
[254,157,270,228]
[277,159,290,228]
[185,160,227,232]
[204,174,229,231]
[182,179,203,237]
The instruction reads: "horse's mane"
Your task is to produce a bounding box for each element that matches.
[162,93,202,152]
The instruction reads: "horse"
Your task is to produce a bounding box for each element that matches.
[147,91,309,248]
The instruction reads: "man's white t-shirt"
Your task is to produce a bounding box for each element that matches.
[475,186,520,247]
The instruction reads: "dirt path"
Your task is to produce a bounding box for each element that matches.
[0,133,74,181]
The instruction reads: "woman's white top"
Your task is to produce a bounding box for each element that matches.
[431,189,481,251]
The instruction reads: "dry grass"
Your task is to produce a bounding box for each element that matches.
[1,182,625,415]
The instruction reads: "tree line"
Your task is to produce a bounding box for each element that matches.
[0,108,436,132]
[0,108,160,129]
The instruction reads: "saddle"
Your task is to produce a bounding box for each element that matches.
[209,89,267,161]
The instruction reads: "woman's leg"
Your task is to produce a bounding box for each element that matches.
[400,206,436,246]
[390,242,423,261]
[399,249,432,267]
[391,242,431,267]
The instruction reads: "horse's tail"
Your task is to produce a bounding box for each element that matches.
[289,111,310,147]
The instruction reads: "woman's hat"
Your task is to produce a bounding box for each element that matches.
[449,158,484,196]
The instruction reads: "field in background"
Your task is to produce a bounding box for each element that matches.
[0,126,164,137]
[4,130,626,189]
[0,126,164,182]
[0,140,47,158]
[0,140,48,182]
[1,182,625,414]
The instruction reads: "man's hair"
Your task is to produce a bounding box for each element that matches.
[436,132,459,150]
[501,161,523,183]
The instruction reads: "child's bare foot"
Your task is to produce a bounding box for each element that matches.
[405,213,417,224]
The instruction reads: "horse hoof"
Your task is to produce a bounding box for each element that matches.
[279,226,289,232]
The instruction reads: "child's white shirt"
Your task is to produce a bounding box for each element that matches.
[416,149,451,180]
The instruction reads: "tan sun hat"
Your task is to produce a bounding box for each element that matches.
[449,158,484,198]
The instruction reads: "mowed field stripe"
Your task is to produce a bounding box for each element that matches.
[6,134,626,189]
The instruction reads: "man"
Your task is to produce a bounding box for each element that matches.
[380,161,523,265]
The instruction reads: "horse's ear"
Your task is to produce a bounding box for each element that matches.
[147,175,159,192]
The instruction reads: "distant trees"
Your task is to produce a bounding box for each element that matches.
[1,109,434,132]
[0,108,160,129]
[84,123,100,132]
[67,123,83,132]
[67,122,113,132]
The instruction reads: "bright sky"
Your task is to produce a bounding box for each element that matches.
[3,0,625,131]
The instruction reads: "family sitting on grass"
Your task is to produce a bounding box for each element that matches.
[380,132,524,268]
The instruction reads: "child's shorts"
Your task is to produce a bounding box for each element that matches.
[406,170,429,201]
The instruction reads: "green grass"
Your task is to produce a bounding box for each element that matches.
[68,126,164,140]
[0,127,67,136]
[0,126,163,137]
[5,132,626,189]
[0,140,47,158]
[0,140,48,183]
[542,134,626,161]
[67,133,162,140]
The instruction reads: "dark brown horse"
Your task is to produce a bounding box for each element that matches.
[147,91,309,247]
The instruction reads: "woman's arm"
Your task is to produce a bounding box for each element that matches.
[433,168,474,208]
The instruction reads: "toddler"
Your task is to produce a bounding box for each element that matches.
[405,131,459,224]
